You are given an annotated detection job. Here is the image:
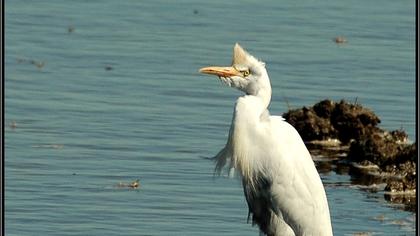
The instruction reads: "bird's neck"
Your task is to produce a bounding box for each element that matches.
[246,74,272,111]
[255,86,271,111]
[231,80,272,185]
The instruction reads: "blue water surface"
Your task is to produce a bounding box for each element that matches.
[5,0,416,235]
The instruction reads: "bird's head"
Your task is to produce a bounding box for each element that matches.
[199,43,270,95]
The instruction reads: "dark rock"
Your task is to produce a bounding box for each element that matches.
[283,105,337,141]
[283,99,380,144]
[389,130,408,143]
[384,166,416,193]
[313,99,335,118]
[384,193,416,212]
[384,180,404,192]
[330,100,380,144]
[283,99,417,210]
[348,132,415,167]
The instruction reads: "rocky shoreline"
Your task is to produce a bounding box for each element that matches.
[283,99,416,211]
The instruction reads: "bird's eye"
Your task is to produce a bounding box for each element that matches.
[242,70,250,77]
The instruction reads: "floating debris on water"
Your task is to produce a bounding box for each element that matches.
[104,65,113,71]
[16,57,45,69]
[9,120,17,129]
[68,25,75,33]
[116,179,140,189]
[30,60,45,69]
[334,36,347,44]
[130,179,140,188]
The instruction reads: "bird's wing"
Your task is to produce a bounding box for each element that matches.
[265,116,332,235]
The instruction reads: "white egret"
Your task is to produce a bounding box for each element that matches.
[199,43,333,236]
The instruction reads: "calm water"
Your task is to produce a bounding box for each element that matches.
[5,0,416,235]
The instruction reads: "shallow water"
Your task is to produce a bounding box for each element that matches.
[5,0,416,235]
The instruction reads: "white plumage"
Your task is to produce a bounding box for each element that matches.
[199,43,333,236]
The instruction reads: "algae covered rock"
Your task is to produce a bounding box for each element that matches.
[283,99,417,209]
[283,99,381,144]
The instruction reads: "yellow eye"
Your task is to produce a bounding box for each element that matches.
[242,70,250,77]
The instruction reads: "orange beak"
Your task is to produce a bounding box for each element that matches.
[199,66,241,77]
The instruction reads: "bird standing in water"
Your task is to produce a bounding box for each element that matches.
[199,44,333,236]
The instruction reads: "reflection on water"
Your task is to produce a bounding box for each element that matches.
[312,149,416,213]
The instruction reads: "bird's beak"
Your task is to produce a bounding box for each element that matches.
[199,66,241,77]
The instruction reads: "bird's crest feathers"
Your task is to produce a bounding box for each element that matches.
[233,43,263,67]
